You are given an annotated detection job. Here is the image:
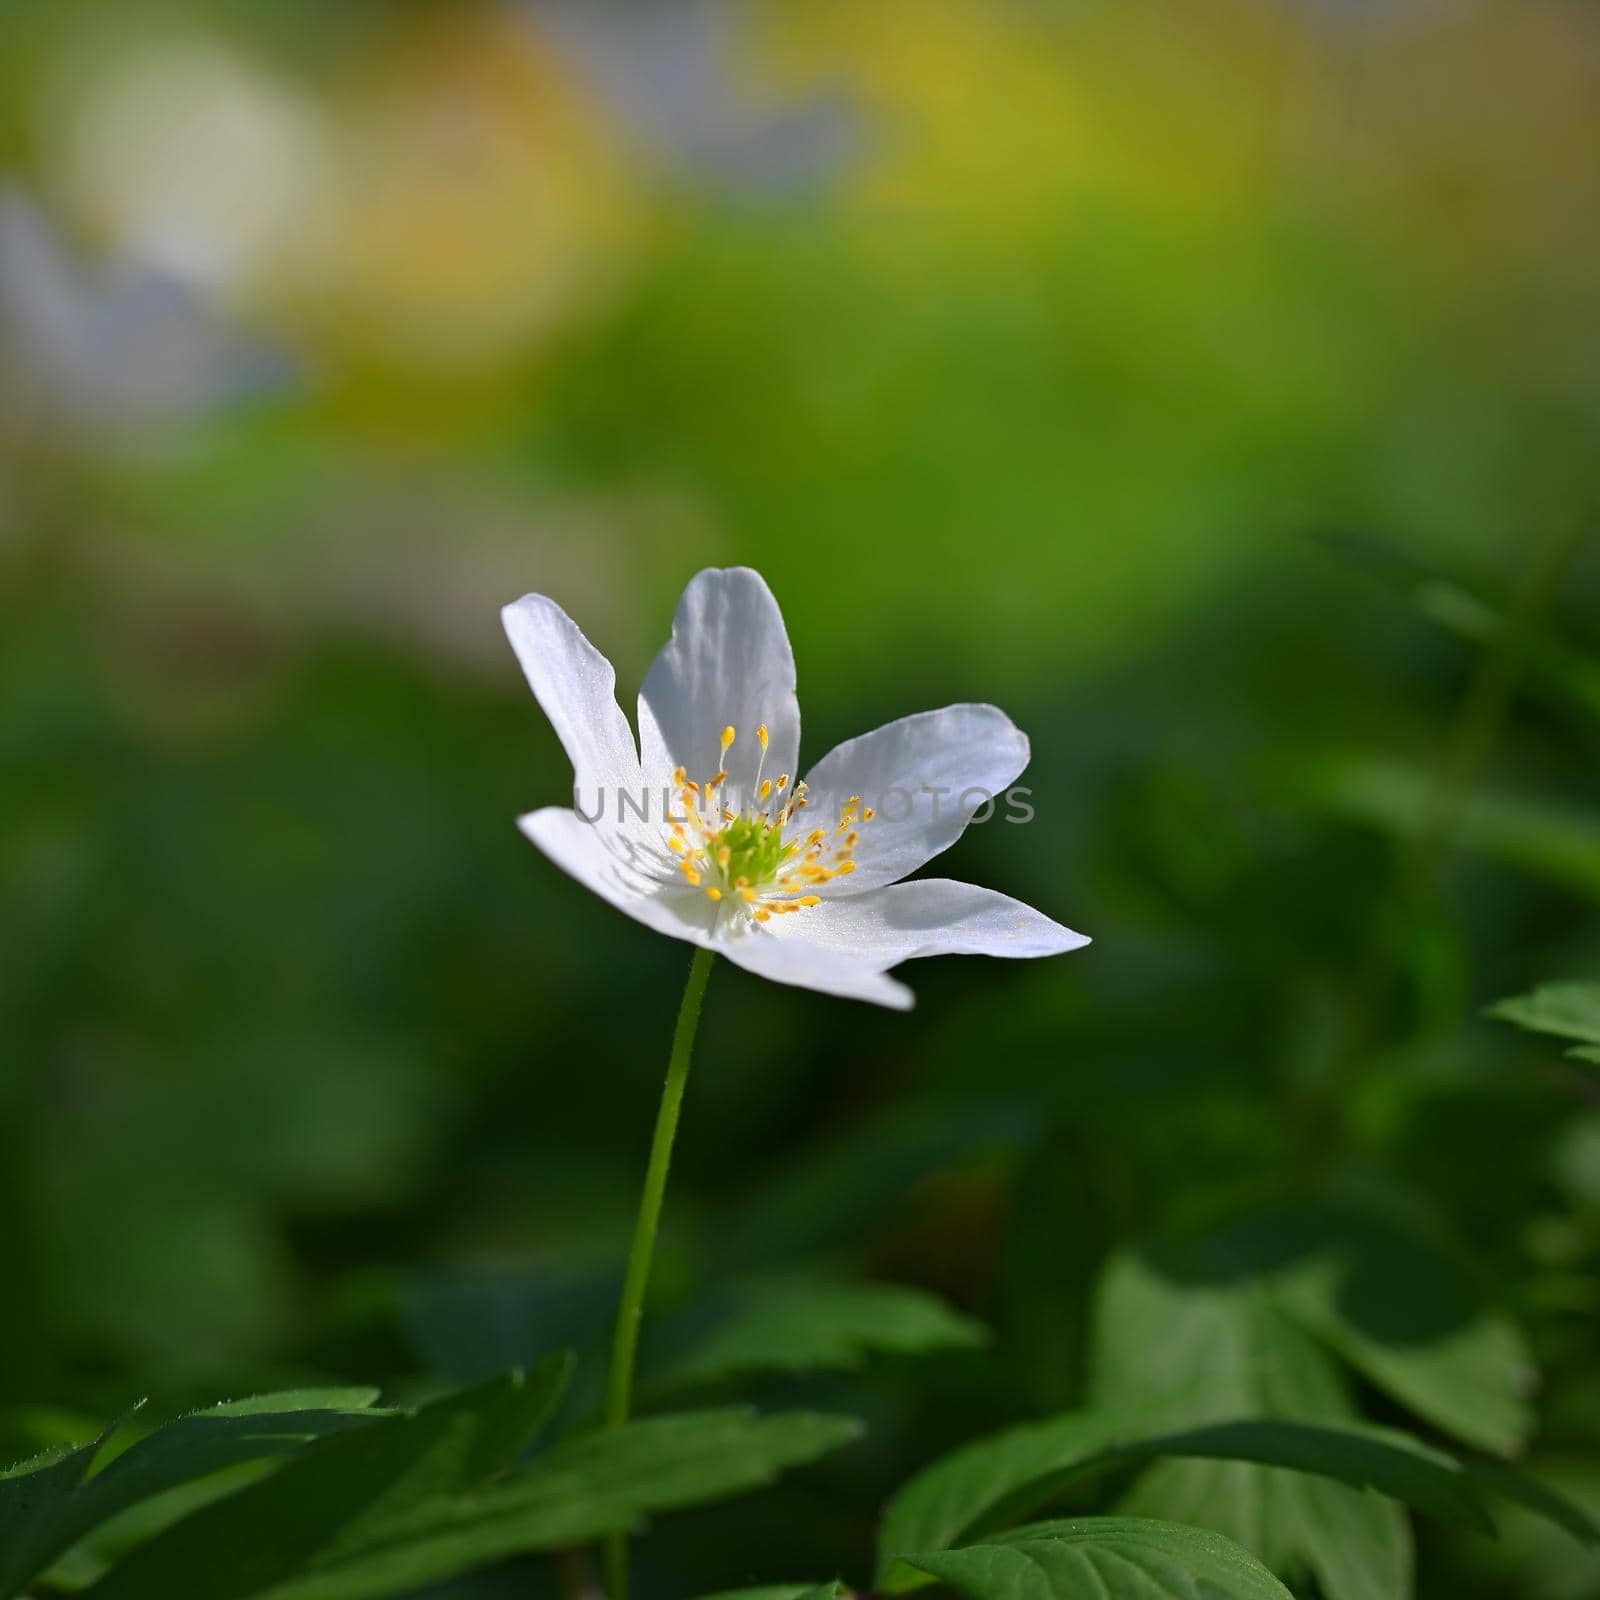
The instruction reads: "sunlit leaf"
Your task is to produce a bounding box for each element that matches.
[1090,1252,1412,1600]
[902,1518,1293,1600]
[1486,983,1600,1047]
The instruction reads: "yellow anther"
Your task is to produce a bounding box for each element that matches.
[709,770,727,788]
[705,886,722,902]
[756,723,769,749]
[807,828,826,845]
[837,861,856,875]
[734,875,750,888]
[672,767,686,786]
[776,774,789,791]
[845,795,861,805]
[862,808,875,821]
[739,887,757,903]
[667,837,685,854]
[758,779,773,801]
[680,864,701,885]
[798,895,821,907]
[754,909,771,922]
[721,725,736,752]
[716,846,732,867]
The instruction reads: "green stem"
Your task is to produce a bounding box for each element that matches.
[602,944,715,1600]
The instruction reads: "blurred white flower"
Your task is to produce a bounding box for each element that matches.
[527,0,856,193]
[505,567,1087,1009]
[40,33,321,298]
[0,185,287,431]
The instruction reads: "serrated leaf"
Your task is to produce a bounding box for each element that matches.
[879,1409,1144,1576]
[0,1411,136,1600]
[651,1278,986,1392]
[879,1412,1594,1595]
[86,1393,860,1600]
[0,1391,384,1600]
[904,1517,1293,1600]
[1487,983,1600,1046]
[1090,1254,1411,1600]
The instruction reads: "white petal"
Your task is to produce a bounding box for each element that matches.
[799,705,1030,893]
[715,925,914,1010]
[519,807,716,945]
[770,878,1090,966]
[638,568,801,802]
[503,595,644,822]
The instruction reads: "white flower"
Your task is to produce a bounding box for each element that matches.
[504,567,1088,1009]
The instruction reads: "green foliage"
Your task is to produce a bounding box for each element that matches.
[1090,1258,1413,1600]
[0,1359,862,1600]
[878,1405,1594,1594]
[1487,982,1600,1045]
[901,1519,1294,1600]
[4,9,1600,1590]
[649,1277,988,1392]
[1488,984,1600,1082]
[0,1389,384,1598]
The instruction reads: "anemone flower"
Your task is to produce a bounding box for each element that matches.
[502,565,1087,1600]
[504,565,1087,1010]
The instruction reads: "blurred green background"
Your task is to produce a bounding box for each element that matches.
[3,2,1600,1596]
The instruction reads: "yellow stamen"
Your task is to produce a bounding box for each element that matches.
[734,875,749,888]
[705,886,722,902]
[862,808,875,821]
[837,861,856,875]
[754,909,771,922]
[672,767,686,786]
[776,774,789,791]
[739,887,757,903]
[721,725,736,753]
[716,846,732,867]
[758,778,773,801]
[679,864,701,885]
[756,723,769,749]
[798,895,821,907]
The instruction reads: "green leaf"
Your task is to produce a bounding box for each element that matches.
[0,1391,384,1599]
[1089,1253,1412,1600]
[879,1410,1143,1577]
[1265,1223,1535,1455]
[651,1278,986,1392]
[1486,982,1600,1046]
[86,1388,860,1600]
[880,1410,1595,1594]
[0,1411,135,1600]
[903,1517,1293,1600]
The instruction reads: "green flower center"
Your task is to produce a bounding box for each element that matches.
[663,721,872,924]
